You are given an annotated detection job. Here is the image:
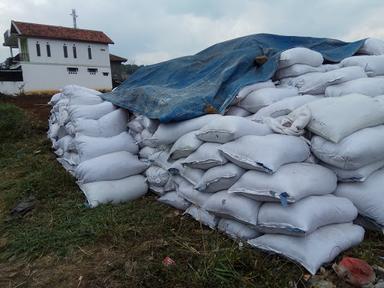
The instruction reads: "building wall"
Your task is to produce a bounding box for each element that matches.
[26,37,110,67]
[0,81,24,95]
[21,63,112,92]
[16,37,113,92]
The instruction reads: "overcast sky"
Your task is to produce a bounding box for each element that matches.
[0,0,383,65]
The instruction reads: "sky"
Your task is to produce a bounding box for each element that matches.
[0,0,383,65]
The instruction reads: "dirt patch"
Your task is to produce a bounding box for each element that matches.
[1,94,52,122]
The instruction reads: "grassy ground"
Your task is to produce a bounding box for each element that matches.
[0,100,382,287]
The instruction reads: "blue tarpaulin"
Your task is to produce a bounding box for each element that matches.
[102,33,365,122]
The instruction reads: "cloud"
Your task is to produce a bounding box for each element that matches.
[0,0,383,65]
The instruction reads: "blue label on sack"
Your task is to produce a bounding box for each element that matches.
[279,192,289,207]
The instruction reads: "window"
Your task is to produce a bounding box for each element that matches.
[87,45,92,59]
[67,67,78,74]
[103,72,109,76]
[63,44,68,58]
[72,45,77,58]
[46,43,51,57]
[87,68,98,75]
[36,42,41,57]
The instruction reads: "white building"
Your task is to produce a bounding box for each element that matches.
[1,20,115,95]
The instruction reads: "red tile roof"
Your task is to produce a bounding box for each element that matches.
[12,20,114,44]
[109,53,127,62]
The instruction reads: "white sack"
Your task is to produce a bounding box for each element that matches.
[275,64,322,79]
[218,219,261,241]
[219,135,310,173]
[136,115,159,134]
[311,125,384,169]
[341,55,384,76]
[47,123,60,140]
[127,118,145,134]
[144,114,221,147]
[140,129,153,141]
[52,98,69,114]
[139,146,161,159]
[66,109,128,137]
[263,106,312,137]
[323,160,384,182]
[239,87,299,113]
[225,106,251,117]
[169,131,203,160]
[68,101,116,120]
[78,175,148,208]
[57,157,76,174]
[249,95,318,122]
[149,151,172,170]
[306,94,384,143]
[325,77,384,97]
[248,223,365,275]
[145,166,170,187]
[335,169,384,227]
[195,163,245,193]
[62,85,103,106]
[53,135,74,155]
[196,116,272,143]
[182,143,227,170]
[235,80,275,102]
[175,176,213,207]
[74,132,138,162]
[203,191,261,226]
[359,38,384,55]
[288,66,367,95]
[48,93,63,106]
[320,64,341,72]
[228,163,337,203]
[55,104,70,126]
[158,191,191,210]
[168,162,205,186]
[75,151,148,183]
[149,178,176,195]
[257,195,357,236]
[62,84,101,97]
[279,47,323,68]
[62,151,80,166]
[184,205,219,229]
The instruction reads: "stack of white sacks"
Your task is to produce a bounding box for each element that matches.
[47,37,384,275]
[133,38,384,275]
[48,85,148,208]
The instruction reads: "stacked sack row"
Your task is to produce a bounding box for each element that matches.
[262,43,384,233]
[48,85,148,207]
[307,94,384,233]
[137,112,364,274]
[46,37,384,274]
[134,39,384,274]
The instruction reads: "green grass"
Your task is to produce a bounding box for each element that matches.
[0,102,382,287]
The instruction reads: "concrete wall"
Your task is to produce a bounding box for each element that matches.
[0,81,25,95]
[21,63,112,92]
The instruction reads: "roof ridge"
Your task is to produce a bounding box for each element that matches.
[11,20,114,44]
[12,20,104,33]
